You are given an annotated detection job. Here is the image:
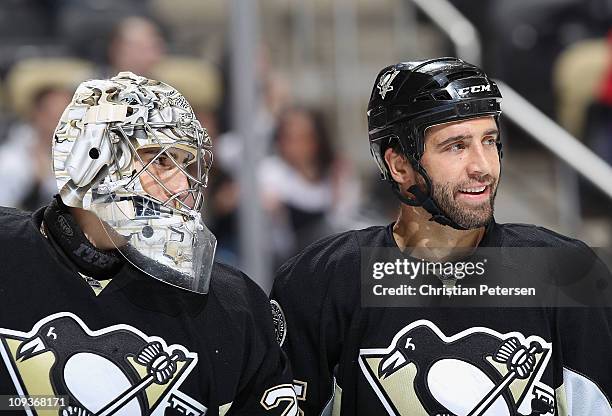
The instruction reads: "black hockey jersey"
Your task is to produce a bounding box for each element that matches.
[0,206,298,416]
[271,220,612,415]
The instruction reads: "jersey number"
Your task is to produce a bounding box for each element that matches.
[261,384,299,416]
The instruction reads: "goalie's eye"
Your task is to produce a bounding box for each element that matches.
[166,149,193,167]
[138,147,194,171]
[134,146,198,209]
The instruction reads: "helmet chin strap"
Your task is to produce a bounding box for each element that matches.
[390,160,469,230]
[390,124,503,231]
[407,184,468,230]
[391,183,469,231]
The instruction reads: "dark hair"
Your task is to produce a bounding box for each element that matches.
[106,15,167,66]
[380,136,404,158]
[273,105,335,178]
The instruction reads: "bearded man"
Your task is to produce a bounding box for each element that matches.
[271,58,612,416]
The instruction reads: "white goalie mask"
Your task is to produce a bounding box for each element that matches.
[52,71,217,293]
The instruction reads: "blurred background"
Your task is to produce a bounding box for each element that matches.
[0,0,611,291]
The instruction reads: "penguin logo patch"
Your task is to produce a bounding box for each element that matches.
[359,320,555,416]
[0,312,207,416]
[377,69,400,100]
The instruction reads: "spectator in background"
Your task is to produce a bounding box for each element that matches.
[581,31,612,215]
[204,42,293,265]
[585,31,612,165]
[215,43,291,170]
[259,105,359,265]
[105,16,166,77]
[0,58,91,211]
[0,98,67,209]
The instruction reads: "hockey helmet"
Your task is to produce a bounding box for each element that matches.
[52,71,216,293]
[367,57,502,229]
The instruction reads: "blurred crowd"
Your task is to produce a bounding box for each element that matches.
[0,0,611,268]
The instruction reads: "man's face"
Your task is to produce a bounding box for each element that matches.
[420,116,500,229]
[110,18,165,76]
[135,147,196,209]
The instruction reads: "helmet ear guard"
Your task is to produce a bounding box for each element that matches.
[367,57,503,230]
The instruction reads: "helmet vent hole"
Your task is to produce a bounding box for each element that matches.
[433,91,452,101]
[414,94,430,102]
[142,226,154,238]
[126,106,134,116]
[446,70,479,82]
[89,148,100,159]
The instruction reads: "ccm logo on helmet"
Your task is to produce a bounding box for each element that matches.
[457,84,491,96]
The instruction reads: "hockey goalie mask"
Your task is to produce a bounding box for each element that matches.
[52,71,216,294]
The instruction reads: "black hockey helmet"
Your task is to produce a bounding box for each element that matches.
[367,57,502,229]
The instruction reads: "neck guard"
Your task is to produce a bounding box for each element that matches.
[43,195,124,279]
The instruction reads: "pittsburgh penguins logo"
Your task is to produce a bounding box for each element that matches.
[359,320,555,416]
[0,312,207,416]
[377,69,400,100]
